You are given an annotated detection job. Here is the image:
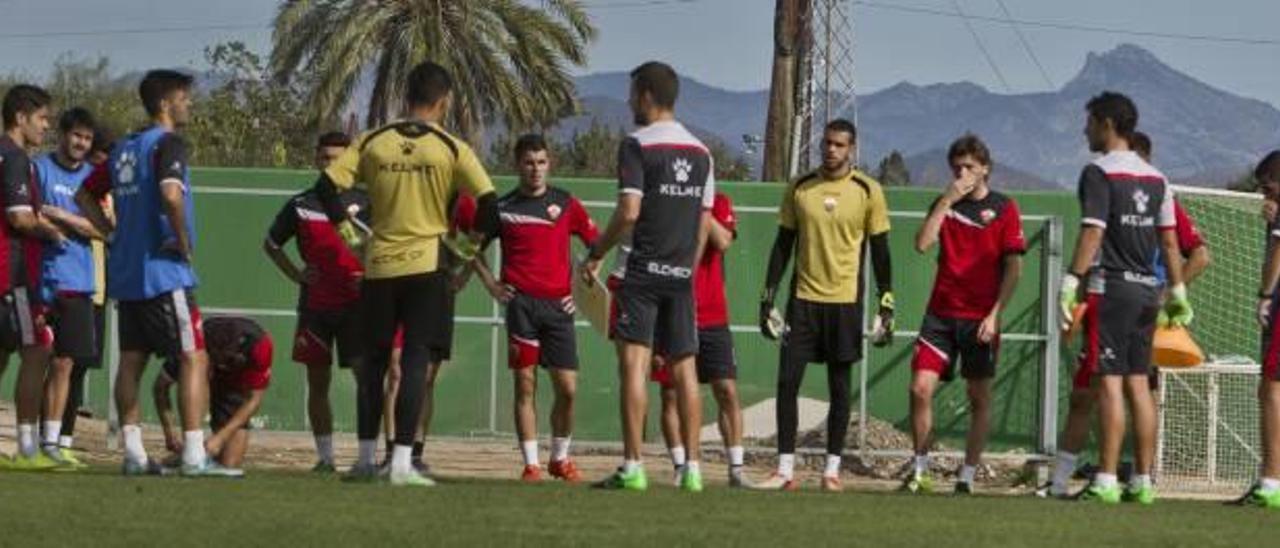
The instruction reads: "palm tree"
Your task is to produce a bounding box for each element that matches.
[270,0,595,137]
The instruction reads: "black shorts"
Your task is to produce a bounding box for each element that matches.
[506,293,577,370]
[48,293,97,360]
[782,298,863,364]
[0,286,50,352]
[695,326,736,383]
[1082,281,1160,381]
[118,289,205,356]
[612,279,697,359]
[161,359,251,432]
[74,304,107,369]
[361,271,452,363]
[910,314,998,381]
[292,305,363,368]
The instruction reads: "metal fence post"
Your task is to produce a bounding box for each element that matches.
[106,301,119,450]
[488,245,500,434]
[1040,217,1063,455]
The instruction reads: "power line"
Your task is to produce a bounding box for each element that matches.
[852,0,1280,46]
[995,0,1054,89]
[0,23,267,40]
[951,0,1011,92]
[582,0,701,9]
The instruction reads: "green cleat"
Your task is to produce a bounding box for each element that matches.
[58,448,89,471]
[680,468,704,493]
[593,467,648,491]
[1076,483,1122,504]
[1230,485,1280,509]
[899,472,934,494]
[312,461,337,474]
[1122,485,1157,505]
[9,452,58,472]
[389,470,436,487]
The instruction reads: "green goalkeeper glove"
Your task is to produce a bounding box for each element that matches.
[1059,273,1081,333]
[871,291,895,347]
[1163,283,1194,327]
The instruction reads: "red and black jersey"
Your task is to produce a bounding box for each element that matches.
[926,190,1026,320]
[486,186,597,299]
[164,316,273,392]
[268,186,369,311]
[1172,199,1203,257]
[452,192,477,234]
[695,193,736,328]
[0,135,42,295]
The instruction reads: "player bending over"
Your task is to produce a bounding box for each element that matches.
[472,134,597,482]
[582,61,714,492]
[756,119,894,492]
[1243,150,1280,509]
[155,316,273,476]
[1058,92,1191,504]
[906,134,1024,494]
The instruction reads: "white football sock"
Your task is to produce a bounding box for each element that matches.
[913,454,930,475]
[1131,474,1152,489]
[551,437,571,462]
[521,440,539,466]
[357,439,377,467]
[123,424,147,464]
[59,435,74,450]
[1260,477,1280,492]
[1095,473,1119,489]
[959,465,977,484]
[669,445,686,468]
[314,435,334,465]
[777,453,795,479]
[17,423,36,457]
[391,444,413,475]
[42,420,61,447]
[1051,451,1078,493]
[685,460,701,475]
[824,454,841,478]
[623,459,643,475]
[183,430,207,466]
[729,446,745,467]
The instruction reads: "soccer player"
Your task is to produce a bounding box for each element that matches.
[76,70,218,476]
[1245,150,1280,508]
[581,61,715,492]
[154,316,273,475]
[1058,92,1192,504]
[264,131,366,472]
[1040,130,1210,499]
[314,61,498,487]
[1,84,66,470]
[471,134,596,482]
[906,134,1024,495]
[756,119,894,492]
[652,190,750,487]
[52,128,114,460]
[35,107,109,470]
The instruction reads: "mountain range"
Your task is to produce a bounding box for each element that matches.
[556,44,1280,188]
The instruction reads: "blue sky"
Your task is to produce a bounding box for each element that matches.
[2,0,1278,106]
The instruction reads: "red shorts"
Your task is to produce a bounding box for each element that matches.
[1073,294,1103,390]
[650,356,675,390]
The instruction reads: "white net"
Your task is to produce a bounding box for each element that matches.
[1156,186,1265,495]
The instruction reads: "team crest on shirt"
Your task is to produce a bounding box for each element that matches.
[547,203,562,220]
[672,158,693,183]
[1133,189,1149,214]
[400,141,416,156]
[980,208,996,224]
[823,196,838,212]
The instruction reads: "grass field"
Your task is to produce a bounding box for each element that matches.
[1,469,1275,547]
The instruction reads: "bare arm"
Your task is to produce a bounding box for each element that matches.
[693,211,712,268]
[42,205,106,241]
[1182,246,1210,285]
[75,187,114,236]
[992,255,1023,316]
[263,239,305,286]
[590,194,641,261]
[1262,242,1280,298]
[153,373,180,451]
[7,209,66,244]
[706,215,733,251]
[1068,226,1105,277]
[160,183,191,260]
[1161,230,1186,288]
[209,389,264,444]
[915,198,951,253]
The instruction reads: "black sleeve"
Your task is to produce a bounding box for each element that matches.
[1078,164,1110,229]
[2,149,34,211]
[869,232,892,295]
[472,191,499,238]
[154,134,189,184]
[314,173,348,223]
[266,201,298,248]
[763,226,797,302]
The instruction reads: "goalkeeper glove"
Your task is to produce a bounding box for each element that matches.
[1059,273,1081,333]
[442,232,480,263]
[870,291,895,347]
[1163,283,1194,327]
[759,288,786,341]
[335,220,365,251]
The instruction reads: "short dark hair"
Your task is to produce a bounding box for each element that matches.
[91,128,115,155]
[1131,131,1152,159]
[58,107,96,134]
[406,62,453,108]
[947,133,991,167]
[2,84,52,129]
[630,61,679,109]
[316,131,351,149]
[139,69,195,117]
[1086,91,1138,140]
[824,119,857,142]
[1256,150,1280,186]
[513,133,549,160]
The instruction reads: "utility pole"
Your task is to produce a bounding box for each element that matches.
[762,0,812,183]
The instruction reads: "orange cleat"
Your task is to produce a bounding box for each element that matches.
[754,473,800,491]
[548,459,582,483]
[821,476,843,493]
[521,464,543,483]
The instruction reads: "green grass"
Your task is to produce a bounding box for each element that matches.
[1,470,1276,546]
